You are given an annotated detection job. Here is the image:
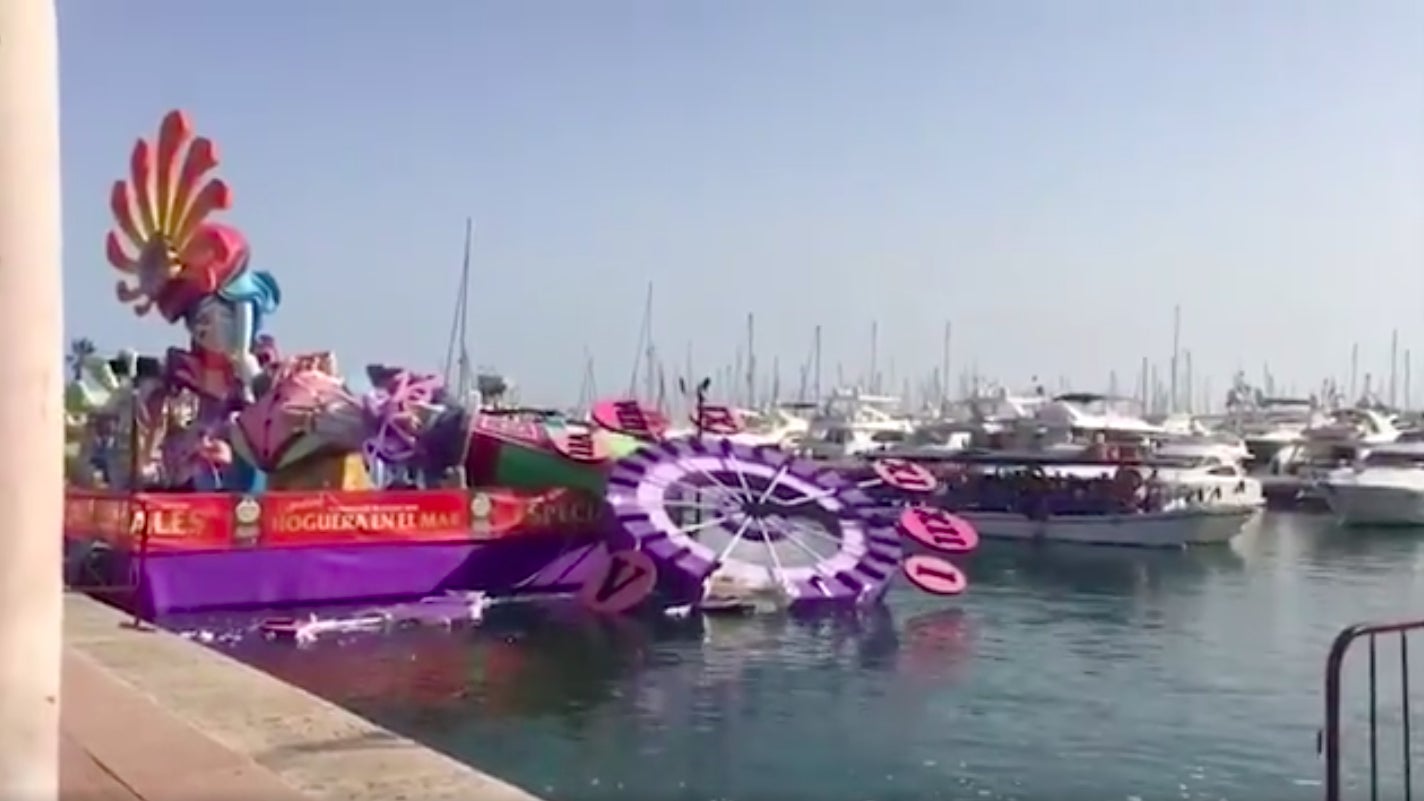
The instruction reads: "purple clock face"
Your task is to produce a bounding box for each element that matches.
[605,438,905,608]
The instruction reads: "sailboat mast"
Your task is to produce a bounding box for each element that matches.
[442,218,474,401]
[813,324,822,402]
[457,219,473,402]
[1350,342,1360,402]
[647,285,657,403]
[940,320,951,403]
[627,281,654,398]
[869,320,878,393]
[1390,328,1400,407]
[746,312,756,408]
[1169,304,1181,413]
[577,347,597,410]
[1407,349,1413,411]
[1184,350,1193,414]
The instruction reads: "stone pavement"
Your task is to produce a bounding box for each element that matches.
[60,593,542,801]
[60,729,142,801]
[60,646,309,801]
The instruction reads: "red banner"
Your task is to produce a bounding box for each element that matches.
[258,489,471,547]
[139,493,235,551]
[65,491,235,551]
[468,487,604,541]
[64,490,142,546]
[63,485,605,551]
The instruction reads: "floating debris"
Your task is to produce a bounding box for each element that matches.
[259,591,492,645]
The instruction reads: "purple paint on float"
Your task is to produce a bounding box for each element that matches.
[65,531,610,616]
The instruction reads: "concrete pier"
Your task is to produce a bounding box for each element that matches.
[62,593,543,801]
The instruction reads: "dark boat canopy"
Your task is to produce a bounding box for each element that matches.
[875,448,1201,469]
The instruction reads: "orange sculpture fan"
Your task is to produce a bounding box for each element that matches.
[106,110,234,317]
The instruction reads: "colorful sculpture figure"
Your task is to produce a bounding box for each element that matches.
[105,111,281,489]
[64,351,122,485]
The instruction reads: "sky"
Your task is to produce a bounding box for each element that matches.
[57,1,1424,407]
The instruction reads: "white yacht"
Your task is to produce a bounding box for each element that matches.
[716,403,813,449]
[942,452,1257,548]
[1152,439,1264,511]
[1319,442,1424,527]
[875,419,976,459]
[798,391,915,459]
[1000,392,1165,457]
[1260,408,1401,509]
[1036,392,1164,438]
[1226,396,1325,471]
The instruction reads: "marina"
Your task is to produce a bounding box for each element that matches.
[51,109,1424,800]
[0,3,1415,800]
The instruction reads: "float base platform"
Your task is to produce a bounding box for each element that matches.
[64,534,608,617]
[64,487,612,616]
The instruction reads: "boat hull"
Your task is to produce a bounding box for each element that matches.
[959,508,1255,548]
[1322,484,1424,527]
[63,533,610,618]
[1259,475,1330,512]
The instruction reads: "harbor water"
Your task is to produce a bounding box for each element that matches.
[223,512,1424,801]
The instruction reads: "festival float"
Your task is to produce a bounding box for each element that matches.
[63,110,980,628]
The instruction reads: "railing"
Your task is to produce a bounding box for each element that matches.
[1322,619,1424,801]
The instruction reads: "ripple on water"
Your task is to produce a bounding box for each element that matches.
[216,513,1424,801]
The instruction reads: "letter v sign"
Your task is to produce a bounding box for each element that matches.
[578,548,658,614]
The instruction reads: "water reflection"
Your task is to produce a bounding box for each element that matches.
[963,539,1247,594]
[897,607,976,683]
[217,514,1424,801]
[228,600,968,723]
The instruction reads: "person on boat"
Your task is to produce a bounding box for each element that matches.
[1085,431,1114,461]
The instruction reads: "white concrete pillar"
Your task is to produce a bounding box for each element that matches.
[0,0,64,798]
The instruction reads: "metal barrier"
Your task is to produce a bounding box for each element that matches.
[1322,619,1424,801]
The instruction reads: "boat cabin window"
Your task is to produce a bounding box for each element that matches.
[908,429,942,446]
[1360,450,1424,469]
[1304,443,1358,465]
[871,430,907,444]
[824,428,852,445]
[1207,465,1240,477]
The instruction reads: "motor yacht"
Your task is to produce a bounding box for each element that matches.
[1262,408,1401,510]
[1226,396,1325,471]
[937,451,1257,548]
[799,390,915,460]
[1319,442,1424,527]
[1151,439,1264,511]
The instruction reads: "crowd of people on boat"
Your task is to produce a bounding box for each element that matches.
[937,466,1168,517]
[846,456,1234,517]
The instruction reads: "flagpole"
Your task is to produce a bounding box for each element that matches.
[0,0,65,798]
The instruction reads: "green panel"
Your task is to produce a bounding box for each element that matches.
[492,443,607,495]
